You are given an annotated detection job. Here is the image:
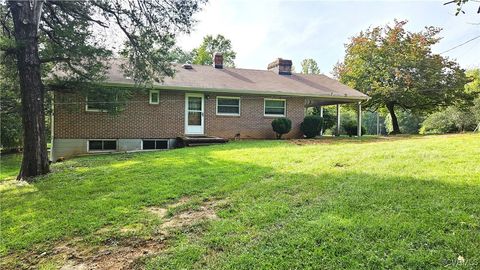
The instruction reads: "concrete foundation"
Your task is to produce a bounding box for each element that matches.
[51,138,176,161]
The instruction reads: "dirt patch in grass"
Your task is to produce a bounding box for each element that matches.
[160,199,224,230]
[57,197,226,269]
[57,237,164,270]
[3,197,226,270]
[146,207,168,218]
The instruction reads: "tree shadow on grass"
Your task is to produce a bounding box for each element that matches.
[1,144,479,269]
[146,167,480,269]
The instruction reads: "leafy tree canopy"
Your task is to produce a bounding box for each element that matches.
[334,20,470,134]
[465,68,480,93]
[300,58,320,74]
[192,34,236,67]
[1,0,205,87]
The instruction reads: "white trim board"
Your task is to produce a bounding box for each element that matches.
[264,98,287,117]
[216,96,241,116]
[184,93,205,135]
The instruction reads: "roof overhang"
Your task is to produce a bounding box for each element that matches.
[100,82,369,103]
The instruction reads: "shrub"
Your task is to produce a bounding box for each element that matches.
[420,106,477,134]
[271,117,292,139]
[300,115,323,138]
[342,120,366,137]
[1,112,23,151]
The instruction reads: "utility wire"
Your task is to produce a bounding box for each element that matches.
[439,34,480,55]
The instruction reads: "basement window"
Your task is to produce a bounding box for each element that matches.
[88,140,117,152]
[142,139,169,150]
[149,90,160,104]
[264,98,286,116]
[216,96,240,115]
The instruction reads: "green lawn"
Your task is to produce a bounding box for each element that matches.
[0,153,21,180]
[1,134,479,269]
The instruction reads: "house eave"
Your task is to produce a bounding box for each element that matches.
[99,82,369,102]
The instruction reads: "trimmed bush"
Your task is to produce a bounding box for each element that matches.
[271,117,292,139]
[300,115,323,138]
[343,120,366,137]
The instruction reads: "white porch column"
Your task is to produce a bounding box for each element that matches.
[319,106,324,136]
[357,102,362,137]
[336,104,341,136]
[376,112,380,136]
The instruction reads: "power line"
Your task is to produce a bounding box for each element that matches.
[439,34,480,55]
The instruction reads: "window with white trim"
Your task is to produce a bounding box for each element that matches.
[88,140,117,151]
[149,90,159,104]
[142,139,169,150]
[264,98,286,116]
[216,96,240,115]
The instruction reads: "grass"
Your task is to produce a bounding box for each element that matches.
[0,153,21,180]
[1,134,479,269]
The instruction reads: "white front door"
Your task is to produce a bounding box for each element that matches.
[185,93,204,135]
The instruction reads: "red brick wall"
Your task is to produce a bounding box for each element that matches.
[54,90,305,139]
[205,93,304,139]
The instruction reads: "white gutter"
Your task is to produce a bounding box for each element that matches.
[101,82,369,101]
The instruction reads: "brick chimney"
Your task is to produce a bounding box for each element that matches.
[268,58,292,75]
[213,52,223,69]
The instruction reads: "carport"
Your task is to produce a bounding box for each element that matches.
[305,97,365,137]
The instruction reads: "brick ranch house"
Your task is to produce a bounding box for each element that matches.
[51,54,368,160]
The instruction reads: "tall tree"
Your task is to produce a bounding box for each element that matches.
[1,0,205,180]
[170,46,195,64]
[300,58,320,74]
[465,69,480,94]
[192,34,236,67]
[334,20,469,134]
[465,69,480,129]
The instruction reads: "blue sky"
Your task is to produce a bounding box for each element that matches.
[177,0,480,75]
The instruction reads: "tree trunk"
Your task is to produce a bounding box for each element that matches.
[386,103,401,135]
[10,1,50,180]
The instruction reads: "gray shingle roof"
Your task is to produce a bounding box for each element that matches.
[106,60,368,100]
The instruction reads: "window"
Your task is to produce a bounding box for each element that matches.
[86,93,118,112]
[264,98,286,116]
[88,140,117,152]
[216,96,240,115]
[149,90,159,104]
[142,139,169,150]
[86,96,107,112]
